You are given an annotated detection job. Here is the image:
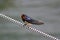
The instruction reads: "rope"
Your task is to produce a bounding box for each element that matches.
[0,13,59,40]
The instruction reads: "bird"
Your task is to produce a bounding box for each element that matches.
[21,14,44,26]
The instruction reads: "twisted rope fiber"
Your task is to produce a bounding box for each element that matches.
[0,14,59,40]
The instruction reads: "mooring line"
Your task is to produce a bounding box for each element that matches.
[0,13,59,40]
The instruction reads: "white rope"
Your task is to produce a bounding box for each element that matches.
[28,27,59,40]
[0,13,59,40]
[0,14,24,26]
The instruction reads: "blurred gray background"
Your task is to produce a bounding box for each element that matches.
[0,0,60,40]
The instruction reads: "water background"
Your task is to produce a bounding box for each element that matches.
[0,0,60,40]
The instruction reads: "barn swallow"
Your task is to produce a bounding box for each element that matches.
[21,14,44,26]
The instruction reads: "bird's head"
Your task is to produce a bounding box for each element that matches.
[21,14,26,19]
